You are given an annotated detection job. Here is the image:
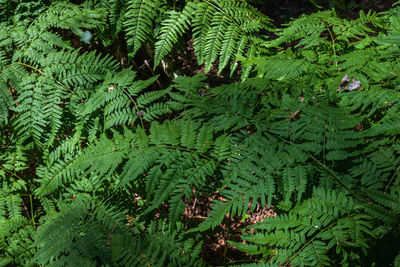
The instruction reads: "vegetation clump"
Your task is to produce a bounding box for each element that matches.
[1,0,400,266]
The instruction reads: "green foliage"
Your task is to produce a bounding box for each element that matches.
[231,188,375,266]
[107,0,272,75]
[1,0,400,266]
[124,0,164,56]
[154,4,194,68]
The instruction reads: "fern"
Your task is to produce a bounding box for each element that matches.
[191,0,271,74]
[92,0,126,46]
[231,188,375,266]
[154,4,194,68]
[0,178,35,266]
[2,1,400,266]
[63,120,228,227]
[268,9,377,50]
[122,0,272,74]
[0,68,12,124]
[34,177,204,266]
[124,0,164,57]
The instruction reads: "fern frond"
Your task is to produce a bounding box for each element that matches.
[124,0,163,57]
[192,2,215,65]
[0,216,34,266]
[35,1,106,36]
[95,0,127,46]
[232,188,375,266]
[361,188,400,224]
[2,2,400,266]
[268,11,330,48]
[191,0,270,74]
[11,74,47,146]
[218,24,240,74]
[154,6,193,68]
[0,79,12,124]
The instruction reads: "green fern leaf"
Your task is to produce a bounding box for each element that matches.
[204,14,228,72]
[154,6,193,68]
[192,2,215,65]
[124,0,162,57]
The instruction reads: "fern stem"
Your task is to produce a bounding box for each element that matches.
[223,212,231,265]
[0,165,23,180]
[308,153,362,202]
[284,215,354,266]
[266,130,362,202]
[150,144,216,161]
[30,194,36,228]
[120,87,144,128]
[17,61,44,74]
[143,59,164,90]
[384,165,400,193]
[203,0,239,27]
[17,61,81,99]
[390,71,400,78]
[325,23,338,67]
[309,0,323,9]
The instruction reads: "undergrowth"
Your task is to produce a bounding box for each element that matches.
[1,0,400,266]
